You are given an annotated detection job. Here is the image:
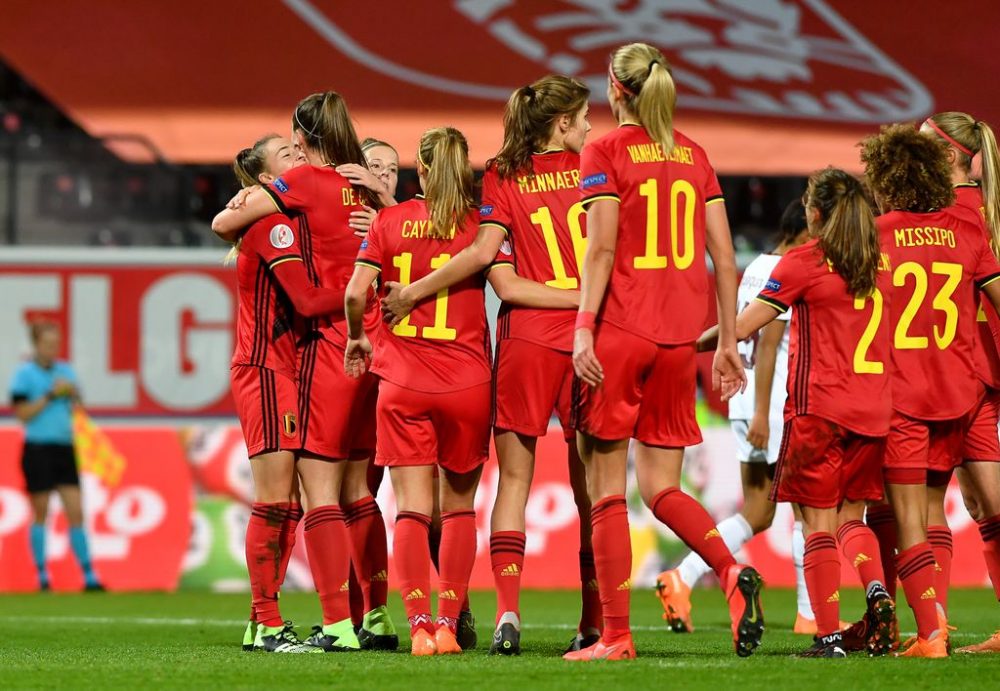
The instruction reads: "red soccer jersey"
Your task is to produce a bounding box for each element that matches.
[480,150,585,351]
[264,164,374,345]
[356,198,501,393]
[231,214,303,379]
[579,125,723,345]
[756,239,892,436]
[878,207,1000,419]
[954,183,1000,389]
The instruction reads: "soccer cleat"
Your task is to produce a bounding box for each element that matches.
[562,632,636,661]
[456,609,477,650]
[489,611,521,656]
[798,632,847,658]
[304,618,361,652]
[654,569,693,633]
[896,635,948,658]
[956,630,1000,653]
[259,622,321,653]
[84,581,106,592]
[725,565,765,657]
[564,627,602,654]
[865,595,898,656]
[434,625,463,654]
[358,605,399,651]
[242,619,256,652]
[410,628,437,656]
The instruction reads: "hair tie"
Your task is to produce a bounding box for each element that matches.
[295,109,323,141]
[924,118,973,156]
[524,85,535,99]
[648,60,659,74]
[608,64,636,97]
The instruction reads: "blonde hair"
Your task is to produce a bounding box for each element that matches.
[489,75,590,180]
[805,167,880,297]
[418,127,475,240]
[928,111,1000,257]
[226,134,280,265]
[610,43,677,154]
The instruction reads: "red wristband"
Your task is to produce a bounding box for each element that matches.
[575,310,597,331]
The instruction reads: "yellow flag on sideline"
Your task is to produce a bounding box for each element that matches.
[72,407,127,487]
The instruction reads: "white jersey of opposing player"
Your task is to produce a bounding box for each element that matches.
[729,253,790,422]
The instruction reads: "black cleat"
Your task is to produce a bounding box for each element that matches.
[727,565,765,658]
[799,632,847,658]
[456,609,477,650]
[260,622,320,653]
[489,622,521,656]
[84,582,106,593]
[865,593,898,657]
[564,631,601,654]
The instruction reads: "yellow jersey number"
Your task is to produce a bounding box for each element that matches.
[390,253,457,341]
[634,178,696,270]
[528,203,587,289]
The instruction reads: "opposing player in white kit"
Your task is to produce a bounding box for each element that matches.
[656,201,814,633]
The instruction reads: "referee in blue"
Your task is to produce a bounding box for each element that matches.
[10,321,102,591]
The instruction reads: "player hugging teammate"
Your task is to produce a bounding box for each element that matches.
[211,41,1000,661]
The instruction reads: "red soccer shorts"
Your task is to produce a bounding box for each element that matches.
[375,379,491,474]
[297,336,377,460]
[883,409,968,484]
[771,414,885,508]
[493,338,574,441]
[963,387,1000,462]
[573,322,701,447]
[231,365,300,457]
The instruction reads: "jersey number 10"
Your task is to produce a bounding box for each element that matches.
[528,203,587,289]
[634,178,696,270]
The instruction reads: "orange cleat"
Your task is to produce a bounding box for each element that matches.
[956,630,1000,653]
[654,569,693,633]
[724,565,764,657]
[896,635,948,658]
[410,628,437,656]
[793,613,818,635]
[434,626,463,655]
[562,632,636,661]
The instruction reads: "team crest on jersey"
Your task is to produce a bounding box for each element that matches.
[479,204,494,217]
[765,278,782,292]
[281,411,297,437]
[270,224,295,249]
[581,173,607,189]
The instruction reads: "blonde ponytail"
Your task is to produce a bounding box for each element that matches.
[976,120,1000,256]
[418,127,475,239]
[610,43,677,154]
[226,135,280,265]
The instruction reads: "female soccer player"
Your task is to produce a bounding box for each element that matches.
[567,42,759,661]
[213,91,391,652]
[227,134,346,653]
[9,320,101,593]
[737,168,895,658]
[921,113,1000,654]
[657,200,812,634]
[861,123,1000,658]
[379,75,601,655]
[344,127,493,656]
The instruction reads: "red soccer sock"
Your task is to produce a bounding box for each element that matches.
[836,520,886,592]
[591,495,631,640]
[649,487,737,583]
[804,532,841,637]
[437,510,477,632]
[246,502,289,627]
[895,541,940,639]
[490,530,525,624]
[303,505,351,626]
[395,511,433,635]
[978,514,1000,600]
[579,549,603,633]
[927,525,953,614]
[345,496,390,613]
[866,504,898,600]
[278,503,302,587]
[348,567,364,627]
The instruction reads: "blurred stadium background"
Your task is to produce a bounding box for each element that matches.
[0,0,996,596]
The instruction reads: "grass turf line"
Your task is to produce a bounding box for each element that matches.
[1,588,999,689]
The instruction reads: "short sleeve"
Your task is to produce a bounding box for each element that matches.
[579,141,620,206]
[973,232,1000,289]
[246,215,304,270]
[263,164,315,215]
[699,147,724,206]
[356,213,384,273]
[756,252,808,314]
[487,235,515,273]
[9,365,31,400]
[478,169,513,236]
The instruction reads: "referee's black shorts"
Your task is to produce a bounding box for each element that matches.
[21,443,79,493]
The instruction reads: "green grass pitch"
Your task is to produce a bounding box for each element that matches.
[2,587,999,689]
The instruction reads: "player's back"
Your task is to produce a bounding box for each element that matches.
[579,125,722,345]
[878,206,1000,419]
[481,150,584,349]
[362,199,491,393]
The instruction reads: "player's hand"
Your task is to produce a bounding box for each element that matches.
[747,411,769,450]
[336,164,386,194]
[344,334,372,378]
[50,378,76,398]
[226,185,258,210]
[713,344,747,402]
[349,205,376,237]
[381,281,415,326]
[572,328,604,387]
